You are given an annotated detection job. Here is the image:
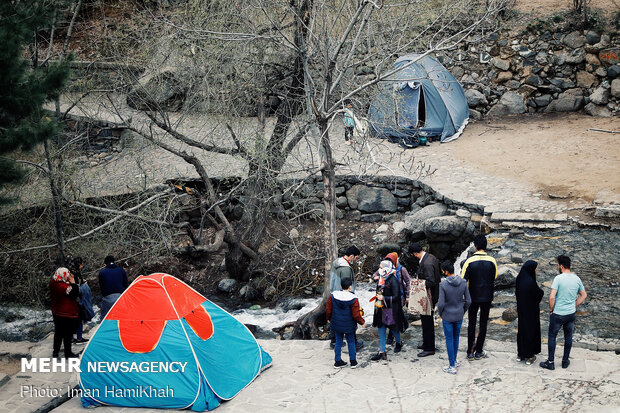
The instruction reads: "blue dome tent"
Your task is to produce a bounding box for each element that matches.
[78,273,272,411]
[368,54,469,146]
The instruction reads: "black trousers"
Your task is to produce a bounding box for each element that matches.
[53,315,78,357]
[344,126,354,141]
[420,314,435,351]
[467,301,491,354]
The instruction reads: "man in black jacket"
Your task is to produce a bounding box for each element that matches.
[460,235,498,360]
[410,242,441,357]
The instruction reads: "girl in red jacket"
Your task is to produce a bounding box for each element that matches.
[49,267,80,358]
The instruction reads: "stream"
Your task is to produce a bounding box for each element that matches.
[1,227,617,345]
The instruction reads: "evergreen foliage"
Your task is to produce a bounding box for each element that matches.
[0,0,71,204]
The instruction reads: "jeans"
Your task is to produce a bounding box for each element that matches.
[547,312,576,363]
[378,326,401,352]
[334,331,356,362]
[443,320,463,368]
[76,318,83,340]
[467,301,491,354]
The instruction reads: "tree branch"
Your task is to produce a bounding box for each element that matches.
[1,190,171,255]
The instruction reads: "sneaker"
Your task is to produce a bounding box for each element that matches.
[474,351,488,360]
[75,338,89,344]
[329,343,335,350]
[334,360,347,369]
[65,352,80,359]
[442,366,457,374]
[467,353,475,361]
[350,360,358,369]
[370,352,387,362]
[355,340,364,351]
[526,356,536,365]
[455,360,461,367]
[540,360,555,370]
[562,359,570,369]
[394,342,402,353]
[516,356,523,362]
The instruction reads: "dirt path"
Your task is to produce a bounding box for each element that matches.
[444,114,620,202]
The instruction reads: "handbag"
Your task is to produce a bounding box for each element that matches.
[407,277,432,316]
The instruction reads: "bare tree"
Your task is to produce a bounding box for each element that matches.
[14,0,510,318]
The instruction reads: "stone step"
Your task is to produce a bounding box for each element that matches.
[490,212,568,223]
[500,221,563,229]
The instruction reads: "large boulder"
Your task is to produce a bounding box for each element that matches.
[423,216,468,242]
[465,89,488,108]
[545,89,585,112]
[563,31,586,49]
[218,278,237,293]
[127,71,187,111]
[502,307,518,322]
[611,79,620,98]
[495,266,518,290]
[488,91,526,116]
[584,103,612,118]
[346,185,397,213]
[607,65,620,79]
[589,87,610,105]
[576,71,596,88]
[403,203,448,236]
[491,57,510,71]
[586,31,601,45]
[557,48,586,65]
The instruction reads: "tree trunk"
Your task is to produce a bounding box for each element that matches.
[292,120,337,339]
[43,138,66,265]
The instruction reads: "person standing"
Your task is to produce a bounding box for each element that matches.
[372,252,410,346]
[437,261,471,374]
[98,255,129,320]
[409,242,441,357]
[329,246,363,350]
[540,255,587,370]
[343,102,356,144]
[68,256,94,343]
[50,267,80,358]
[515,260,544,365]
[371,260,407,361]
[460,234,498,361]
[326,278,366,369]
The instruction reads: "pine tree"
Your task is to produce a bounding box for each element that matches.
[0,0,71,204]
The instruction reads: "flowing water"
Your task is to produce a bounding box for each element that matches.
[2,227,617,343]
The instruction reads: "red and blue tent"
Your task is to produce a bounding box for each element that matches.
[79,273,272,410]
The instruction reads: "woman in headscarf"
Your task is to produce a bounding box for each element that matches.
[371,260,407,361]
[515,260,544,365]
[50,267,80,358]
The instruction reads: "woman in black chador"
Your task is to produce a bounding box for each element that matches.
[515,260,544,364]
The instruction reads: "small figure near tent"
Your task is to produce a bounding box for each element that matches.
[343,102,356,144]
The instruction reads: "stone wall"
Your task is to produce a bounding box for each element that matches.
[436,30,619,118]
[275,175,484,260]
